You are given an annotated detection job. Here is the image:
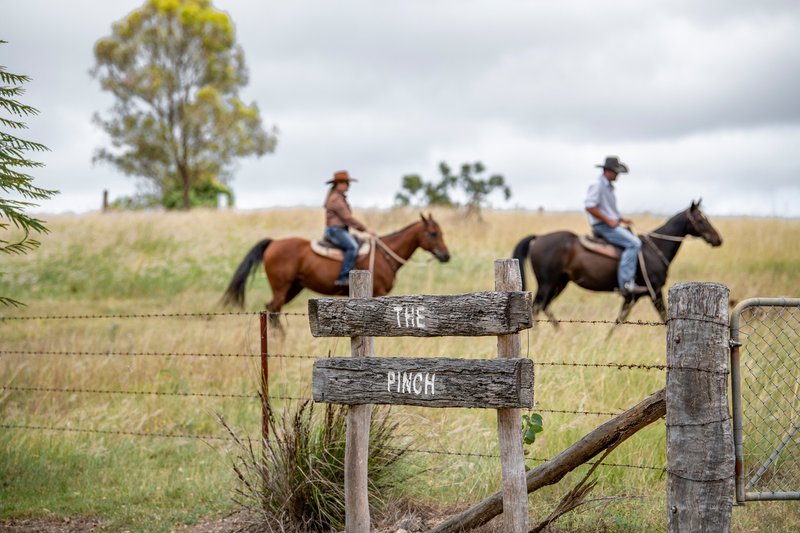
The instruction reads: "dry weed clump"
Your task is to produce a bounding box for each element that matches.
[219,397,416,532]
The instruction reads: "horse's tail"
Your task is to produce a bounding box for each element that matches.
[512,235,537,291]
[222,239,272,308]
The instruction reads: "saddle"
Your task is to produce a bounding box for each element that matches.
[578,234,622,260]
[310,235,372,261]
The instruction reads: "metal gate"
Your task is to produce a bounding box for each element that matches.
[731,298,800,502]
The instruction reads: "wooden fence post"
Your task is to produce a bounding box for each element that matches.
[495,259,528,532]
[666,282,734,532]
[346,270,373,533]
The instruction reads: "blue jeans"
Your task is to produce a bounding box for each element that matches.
[324,226,358,282]
[592,223,642,289]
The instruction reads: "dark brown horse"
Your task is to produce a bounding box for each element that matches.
[511,201,722,325]
[223,214,450,320]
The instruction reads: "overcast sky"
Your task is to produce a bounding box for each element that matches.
[4,0,800,217]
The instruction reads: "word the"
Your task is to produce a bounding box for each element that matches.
[387,371,436,395]
[392,305,426,328]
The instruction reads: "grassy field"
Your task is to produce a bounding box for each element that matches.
[1,206,799,531]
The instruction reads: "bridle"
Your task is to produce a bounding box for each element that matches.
[637,207,709,301]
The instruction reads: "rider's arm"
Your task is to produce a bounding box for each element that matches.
[586,206,619,228]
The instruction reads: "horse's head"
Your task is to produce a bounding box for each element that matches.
[687,200,723,247]
[417,213,450,262]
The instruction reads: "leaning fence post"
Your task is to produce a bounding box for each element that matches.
[345,270,373,533]
[666,282,734,532]
[495,259,529,532]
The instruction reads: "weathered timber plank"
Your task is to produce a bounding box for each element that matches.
[312,357,533,408]
[308,291,533,337]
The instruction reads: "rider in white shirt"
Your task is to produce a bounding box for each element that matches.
[585,156,647,296]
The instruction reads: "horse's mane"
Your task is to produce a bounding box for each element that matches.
[380,220,422,241]
[651,206,692,235]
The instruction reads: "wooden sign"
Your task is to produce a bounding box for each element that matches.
[312,356,533,409]
[308,291,533,338]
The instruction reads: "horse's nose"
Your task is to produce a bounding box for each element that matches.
[437,250,450,262]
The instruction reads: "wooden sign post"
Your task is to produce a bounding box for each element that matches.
[345,270,373,533]
[309,260,534,533]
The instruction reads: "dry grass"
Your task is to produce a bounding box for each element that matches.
[1,206,799,531]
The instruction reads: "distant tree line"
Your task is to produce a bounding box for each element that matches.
[395,161,511,219]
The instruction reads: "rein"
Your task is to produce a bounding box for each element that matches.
[647,232,684,242]
[638,209,700,301]
[368,235,408,274]
[647,206,705,243]
[637,251,659,302]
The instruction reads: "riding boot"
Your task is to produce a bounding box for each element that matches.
[620,280,648,296]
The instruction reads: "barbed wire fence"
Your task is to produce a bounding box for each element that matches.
[1,309,677,473]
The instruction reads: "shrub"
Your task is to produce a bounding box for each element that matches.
[220,398,415,532]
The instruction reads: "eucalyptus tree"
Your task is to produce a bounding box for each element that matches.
[91,0,277,209]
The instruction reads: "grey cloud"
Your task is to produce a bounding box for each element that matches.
[3,0,799,216]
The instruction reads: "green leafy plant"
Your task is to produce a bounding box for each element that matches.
[1,40,59,306]
[522,412,544,446]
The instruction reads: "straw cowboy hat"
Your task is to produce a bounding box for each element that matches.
[326,170,358,185]
[595,156,629,174]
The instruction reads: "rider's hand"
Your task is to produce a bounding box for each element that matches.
[607,219,620,229]
[620,217,633,227]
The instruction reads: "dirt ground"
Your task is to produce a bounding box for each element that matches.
[0,503,504,533]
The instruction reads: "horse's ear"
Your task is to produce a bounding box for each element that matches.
[427,212,433,222]
[691,199,698,210]
[419,212,427,224]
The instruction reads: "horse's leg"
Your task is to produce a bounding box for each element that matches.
[265,279,304,331]
[605,296,638,339]
[284,280,304,307]
[543,276,570,328]
[265,286,289,329]
[652,290,667,322]
[615,296,637,324]
[532,289,549,327]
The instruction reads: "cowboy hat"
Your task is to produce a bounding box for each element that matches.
[326,170,358,185]
[595,156,629,174]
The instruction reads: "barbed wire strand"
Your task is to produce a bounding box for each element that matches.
[0,350,728,376]
[0,350,261,358]
[1,385,256,399]
[0,424,662,471]
[385,446,664,472]
[0,311,308,321]
[1,311,663,326]
[0,423,232,441]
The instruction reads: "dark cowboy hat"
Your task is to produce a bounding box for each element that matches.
[595,156,629,174]
[326,170,358,185]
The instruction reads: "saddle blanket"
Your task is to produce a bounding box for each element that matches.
[577,235,621,260]
[310,239,371,261]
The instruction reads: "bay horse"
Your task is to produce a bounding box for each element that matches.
[223,214,450,322]
[511,201,722,325]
